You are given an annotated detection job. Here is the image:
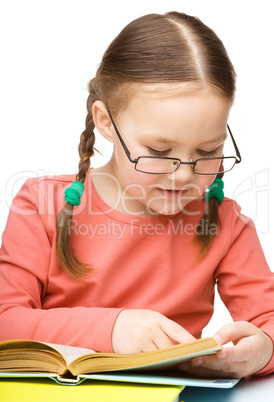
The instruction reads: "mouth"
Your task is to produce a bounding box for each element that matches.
[156,187,189,199]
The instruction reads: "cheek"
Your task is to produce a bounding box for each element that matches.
[182,176,215,199]
[196,176,216,194]
[121,170,156,199]
[114,146,153,190]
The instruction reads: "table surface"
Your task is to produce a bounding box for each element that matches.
[179,374,274,402]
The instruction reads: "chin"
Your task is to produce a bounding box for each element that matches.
[146,198,194,216]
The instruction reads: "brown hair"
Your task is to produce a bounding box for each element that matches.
[56,11,236,279]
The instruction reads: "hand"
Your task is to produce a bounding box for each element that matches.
[111,309,195,354]
[178,321,274,378]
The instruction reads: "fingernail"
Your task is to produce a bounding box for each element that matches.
[213,333,222,344]
[218,351,227,359]
[193,358,203,366]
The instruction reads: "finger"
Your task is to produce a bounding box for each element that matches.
[152,330,177,350]
[183,353,244,377]
[160,317,195,344]
[140,341,159,353]
[213,321,256,346]
[178,360,238,378]
[216,342,251,363]
[191,343,249,369]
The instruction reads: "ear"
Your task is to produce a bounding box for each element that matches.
[92,100,114,143]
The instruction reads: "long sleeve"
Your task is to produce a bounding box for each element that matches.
[1,175,273,375]
[215,206,274,375]
[0,177,123,352]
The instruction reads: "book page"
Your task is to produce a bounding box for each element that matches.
[69,337,221,375]
[45,343,96,367]
[124,345,221,371]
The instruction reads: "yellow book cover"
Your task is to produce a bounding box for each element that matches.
[0,379,184,402]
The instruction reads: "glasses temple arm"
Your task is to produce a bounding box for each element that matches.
[227,124,242,163]
[107,110,138,163]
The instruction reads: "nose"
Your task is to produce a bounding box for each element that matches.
[166,162,195,183]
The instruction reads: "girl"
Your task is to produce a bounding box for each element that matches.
[0,11,273,379]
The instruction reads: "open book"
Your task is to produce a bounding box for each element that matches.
[0,337,239,388]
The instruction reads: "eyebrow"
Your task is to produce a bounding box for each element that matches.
[139,134,175,144]
[139,133,227,145]
[200,133,227,145]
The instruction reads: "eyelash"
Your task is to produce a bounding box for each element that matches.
[147,148,171,157]
[196,148,219,157]
[147,147,219,158]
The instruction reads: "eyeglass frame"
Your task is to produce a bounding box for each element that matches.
[107,110,242,175]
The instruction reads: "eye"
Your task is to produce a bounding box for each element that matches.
[147,147,171,157]
[196,148,219,158]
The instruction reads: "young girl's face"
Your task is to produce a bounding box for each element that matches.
[99,85,231,217]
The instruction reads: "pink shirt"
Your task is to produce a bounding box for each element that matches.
[0,172,273,375]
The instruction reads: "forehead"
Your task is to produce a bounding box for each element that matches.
[118,83,231,139]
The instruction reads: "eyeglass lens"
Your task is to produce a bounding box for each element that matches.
[194,157,236,174]
[135,156,236,174]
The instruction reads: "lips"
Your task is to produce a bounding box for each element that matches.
[156,188,189,198]
[165,189,185,192]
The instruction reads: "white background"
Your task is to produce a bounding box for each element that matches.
[0,0,273,336]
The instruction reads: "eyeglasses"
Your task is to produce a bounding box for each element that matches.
[107,110,242,175]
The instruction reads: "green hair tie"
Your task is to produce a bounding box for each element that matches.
[64,180,85,206]
[205,178,224,205]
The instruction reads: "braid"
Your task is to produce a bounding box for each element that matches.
[194,172,224,259]
[56,92,98,280]
[77,105,96,182]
